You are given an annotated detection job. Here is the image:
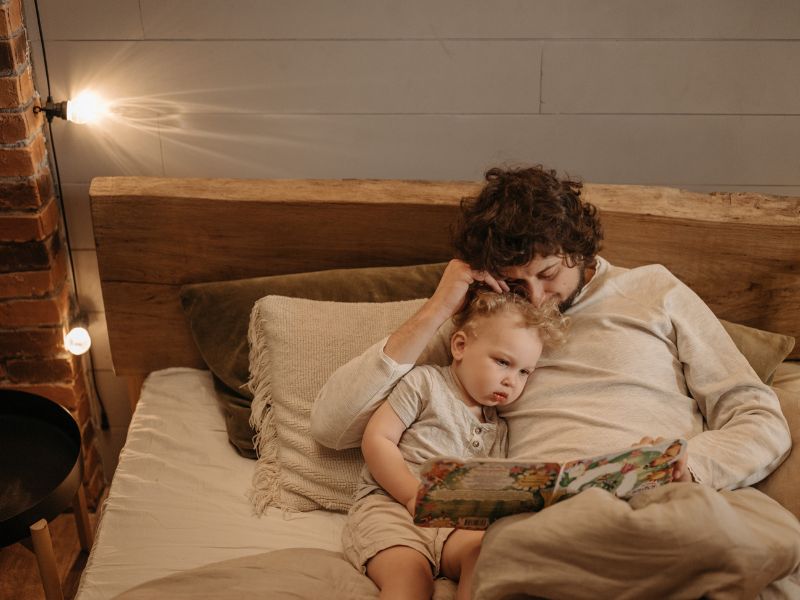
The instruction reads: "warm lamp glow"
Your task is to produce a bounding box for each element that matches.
[66,91,108,124]
[65,326,92,355]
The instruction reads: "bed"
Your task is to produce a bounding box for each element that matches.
[77,177,800,599]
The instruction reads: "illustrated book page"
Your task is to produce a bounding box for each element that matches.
[413,438,686,529]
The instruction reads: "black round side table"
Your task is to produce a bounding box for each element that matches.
[0,389,95,600]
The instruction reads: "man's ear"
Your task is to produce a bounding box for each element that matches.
[451,330,467,361]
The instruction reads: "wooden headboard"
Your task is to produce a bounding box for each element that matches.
[90,176,800,382]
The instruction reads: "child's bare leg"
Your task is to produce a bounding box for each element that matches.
[441,529,484,600]
[366,545,434,600]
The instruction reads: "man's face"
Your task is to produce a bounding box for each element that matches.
[500,255,586,312]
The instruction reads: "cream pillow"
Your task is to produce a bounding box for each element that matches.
[247,295,427,513]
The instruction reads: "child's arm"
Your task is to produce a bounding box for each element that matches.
[362,401,421,515]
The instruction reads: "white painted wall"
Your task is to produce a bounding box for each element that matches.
[22,0,800,475]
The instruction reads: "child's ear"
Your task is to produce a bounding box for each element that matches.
[451,330,467,360]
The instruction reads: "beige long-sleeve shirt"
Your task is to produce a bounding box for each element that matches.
[310,258,791,490]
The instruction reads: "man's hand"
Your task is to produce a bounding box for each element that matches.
[634,436,693,483]
[429,259,509,320]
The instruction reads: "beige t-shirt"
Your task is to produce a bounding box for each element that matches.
[355,364,508,501]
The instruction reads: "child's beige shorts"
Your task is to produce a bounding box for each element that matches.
[342,493,454,576]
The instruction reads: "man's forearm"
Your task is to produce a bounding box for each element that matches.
[310,337,414,450]
[383,299,452,365]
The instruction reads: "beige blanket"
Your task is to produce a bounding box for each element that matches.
[115,485,799,600]
[474,484,800,599]
[113,548,457,600]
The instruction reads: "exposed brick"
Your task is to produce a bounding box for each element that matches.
[0,167,54,210]
[80,418,95,456]
[0,282,70,326]
[2,376,87,409]
[0,196,58,242]
[82,440,100,480]
[70,388,91,426]
[0,64,33,107]
[0,101,42,144]
[0,132,46,176]
[0,27,27,73]
[6,352,80,383]
[0,231,59,273]
[0,325,64,356]
[85,466,105,508]
[0,245,66,297]
[80,408,109,507]
[0,0,23,39]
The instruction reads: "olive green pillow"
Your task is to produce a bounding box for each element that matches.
[719,320,795,386]
[754,385,800,520]
[179,263,446,457]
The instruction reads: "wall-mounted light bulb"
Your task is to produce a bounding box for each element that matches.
[35,91,109,125]
[65,326,92,355]
[66,91,108,124]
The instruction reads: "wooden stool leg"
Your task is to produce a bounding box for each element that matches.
[72,484,94,552]
[29,519,64,600]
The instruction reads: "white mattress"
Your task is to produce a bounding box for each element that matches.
[76,368,347,600]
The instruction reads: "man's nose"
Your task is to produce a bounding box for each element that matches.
[527,280,547,305]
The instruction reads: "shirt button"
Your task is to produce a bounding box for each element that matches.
[474,426,482,435]
[472,440,481,448]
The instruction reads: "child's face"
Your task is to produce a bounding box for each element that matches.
[450,311,543,409]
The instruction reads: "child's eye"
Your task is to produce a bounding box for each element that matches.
[520,369,531,376]
[495,358,509,367]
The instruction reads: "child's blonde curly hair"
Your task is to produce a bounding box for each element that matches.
[452,288,569,348]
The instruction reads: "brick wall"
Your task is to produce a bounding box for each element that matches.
[0,0,103,506]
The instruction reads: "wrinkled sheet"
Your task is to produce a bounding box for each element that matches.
[474,484,800,599]
[76,369,348,600]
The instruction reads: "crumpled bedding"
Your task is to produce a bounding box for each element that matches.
[113,484,800,600]
[112,548,457,600]
[473,483,800,600]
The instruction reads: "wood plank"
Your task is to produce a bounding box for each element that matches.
[90,177,800,373]
[49,41,541,115]
[599,213,800,337]
[152,114,800,185]
[543,42,800,115]
[102,283,204,374]
[91,185,462,285]
[138,1,800,41]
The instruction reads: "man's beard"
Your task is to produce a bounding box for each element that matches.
[558,265,586,313]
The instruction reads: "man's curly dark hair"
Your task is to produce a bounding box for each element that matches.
[452,166,603,274]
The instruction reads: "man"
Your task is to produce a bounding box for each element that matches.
[311,166,799,597]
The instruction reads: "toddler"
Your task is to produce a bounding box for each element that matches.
[342,290,568,599]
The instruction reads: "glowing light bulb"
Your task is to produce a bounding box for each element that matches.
[67,91,108,124]
[65,326,92,355]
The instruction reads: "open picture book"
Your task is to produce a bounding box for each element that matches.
[413,438,686,530]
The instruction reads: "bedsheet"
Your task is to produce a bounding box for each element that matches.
[75,368,347,600]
